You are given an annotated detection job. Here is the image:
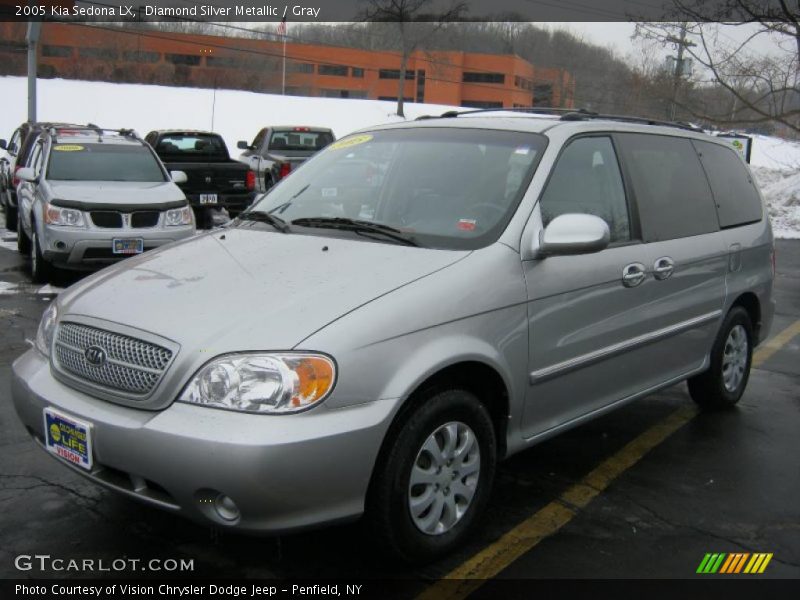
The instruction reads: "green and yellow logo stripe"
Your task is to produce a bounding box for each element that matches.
[697,553,773,574]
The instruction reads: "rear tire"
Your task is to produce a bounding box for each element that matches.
[30,228,53,284]
[688,306,753,410]
[366,389,496,563]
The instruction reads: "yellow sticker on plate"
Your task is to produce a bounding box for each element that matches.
[53,144,85,152]
[328,134,373,151]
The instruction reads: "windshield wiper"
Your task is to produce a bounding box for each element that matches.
[238,210,290,233]
[290,217,419,247]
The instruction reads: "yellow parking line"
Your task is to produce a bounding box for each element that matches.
[753,319,800,367]
[417,319,800,600]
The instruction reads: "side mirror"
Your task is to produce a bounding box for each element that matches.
[170,170,188,184]
[16,167,37,183]
[0,139,6,150]
[539,213,610,256]
[237,140,250,150]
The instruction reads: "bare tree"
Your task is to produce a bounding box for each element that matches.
[636,1,800,133]
[359,0,467,117]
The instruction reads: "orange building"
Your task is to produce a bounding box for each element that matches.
[0,22,575,108]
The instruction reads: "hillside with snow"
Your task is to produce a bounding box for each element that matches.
[1,76,798,237]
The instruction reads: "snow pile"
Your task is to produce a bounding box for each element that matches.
[749,134,800,171]
[751,166,800,239]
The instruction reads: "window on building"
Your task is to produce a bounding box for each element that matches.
[318,64,349,76]
[460,100,504,109]
[287,62,314,74]
[416,69,426,103]
[79,47,118,60]
[122,50,160,63]
[533,84,553,107]
[166,53,201,66]
[351,67,364,78]
[206,56,240,68]
[462,72,505,84]
[42,45,72,58]
[379,69,415,80]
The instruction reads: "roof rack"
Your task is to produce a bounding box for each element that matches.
[559,112,705,132]
[415,107,596,120]
[48,125,141,141]
[415,106,705,133]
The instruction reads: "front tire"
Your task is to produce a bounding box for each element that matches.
[17,211,30,254]
[366,389,496,563]
[688,306,753,409]
[30,228,53,284]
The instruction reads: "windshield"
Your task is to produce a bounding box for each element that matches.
[154,134,229,160]
[268,130,334,152]
[47,144,166,182]
[249,127,545,250]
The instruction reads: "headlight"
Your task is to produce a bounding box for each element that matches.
[35,303,58,357]
[165,205,193,226]
[44,203,84,227]
[178,353,336,414]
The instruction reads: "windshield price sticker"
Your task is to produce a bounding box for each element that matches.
[329,134,373,151]
[53,145,85,152]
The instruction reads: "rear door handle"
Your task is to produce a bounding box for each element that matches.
[653,256,675,280]
[622,262,646,287]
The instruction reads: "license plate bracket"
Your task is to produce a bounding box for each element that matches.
[43,408,93,471]
[112,238,144,255]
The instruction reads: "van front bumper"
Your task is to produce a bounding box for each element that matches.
[11,349,396,533]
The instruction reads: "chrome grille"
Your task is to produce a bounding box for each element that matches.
[54,322,173,396]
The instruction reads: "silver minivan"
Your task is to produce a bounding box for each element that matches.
[12,112,774,562]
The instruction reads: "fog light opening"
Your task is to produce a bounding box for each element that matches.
[55,241,67,250]
[214,494,240,521]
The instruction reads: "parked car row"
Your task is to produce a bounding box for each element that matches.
[0,122,335,281]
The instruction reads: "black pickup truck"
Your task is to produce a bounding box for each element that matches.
[146,130,256,228]
[236,126,335,193]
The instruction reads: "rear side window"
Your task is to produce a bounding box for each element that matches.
[617,133,718,241]
[693,140,762,228]
[539,136,631,243]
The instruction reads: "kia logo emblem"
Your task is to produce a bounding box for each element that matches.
[84,346,107,367]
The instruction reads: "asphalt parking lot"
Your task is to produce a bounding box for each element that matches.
[0,214,798,593]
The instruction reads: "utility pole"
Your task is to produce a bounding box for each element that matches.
[667,23,695,121]
[26,21,41,122]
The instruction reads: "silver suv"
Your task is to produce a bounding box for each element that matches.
[12,111,774,562]
[15,126,195,282]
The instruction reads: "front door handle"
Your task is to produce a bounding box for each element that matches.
[622,262,646,287]
[653,256,675,280]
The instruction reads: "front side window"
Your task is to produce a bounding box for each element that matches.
[248,128,546,250]
[47,144,166,182]
[539,136,631,243]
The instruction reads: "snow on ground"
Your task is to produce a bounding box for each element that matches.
[0,75,799,237]
[0,76,456,153]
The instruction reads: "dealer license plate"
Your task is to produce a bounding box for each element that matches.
[112,238,144,255]
[43,408,93,471]
[199,194,218,205]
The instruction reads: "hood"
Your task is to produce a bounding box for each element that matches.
[47,180,186,205]
[59,228,468,353]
